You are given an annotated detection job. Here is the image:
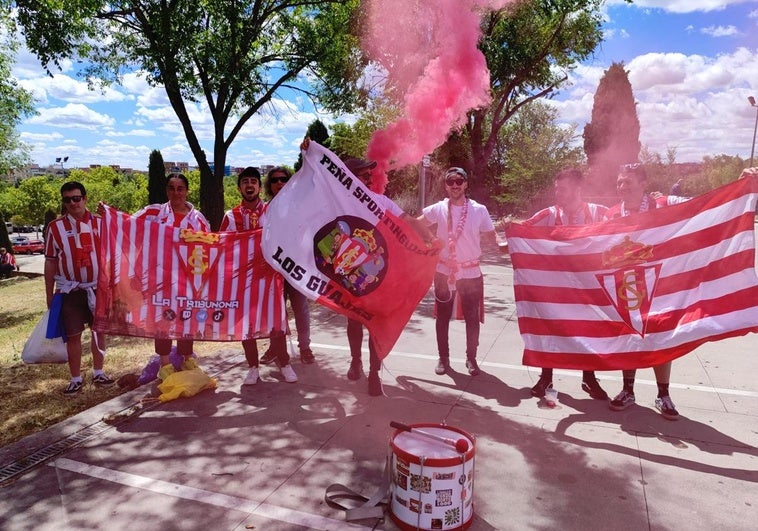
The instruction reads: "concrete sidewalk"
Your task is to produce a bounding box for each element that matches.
[1,248,756,530]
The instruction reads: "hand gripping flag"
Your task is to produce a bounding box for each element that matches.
[94,205,285,341]
[506,175,758,370]
[261,142,440,359]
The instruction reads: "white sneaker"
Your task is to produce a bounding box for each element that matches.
[243,367,259,386]
[280,364,298,383]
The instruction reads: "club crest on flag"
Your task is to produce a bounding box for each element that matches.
[597,236,660,336]
[175,229,222,298]
[313,215,388,296]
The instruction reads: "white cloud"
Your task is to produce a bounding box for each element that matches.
[25,103,116,130]
[606,0,750,14]
[106,129,156,138]
[556,47,758,162]
[18,74,128,104]
[701,25,740,37]
[19,131,64,143]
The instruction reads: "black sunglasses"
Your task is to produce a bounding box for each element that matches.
[270,176,290,184]
[445,178,465,186]
[62,195,84,204]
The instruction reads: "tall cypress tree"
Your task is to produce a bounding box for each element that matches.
[148,149,167,205]
[294,120,330,171]
[583,62,641,195]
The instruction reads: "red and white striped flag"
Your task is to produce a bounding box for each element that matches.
[94,205,285,341]
[261,142,440,359]
[506,175,758,370]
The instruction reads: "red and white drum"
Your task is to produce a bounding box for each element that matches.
[389,423,475,530]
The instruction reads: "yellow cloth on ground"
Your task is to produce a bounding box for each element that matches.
[157,368,217,402]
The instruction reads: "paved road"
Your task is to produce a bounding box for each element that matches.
[1,244,756,530]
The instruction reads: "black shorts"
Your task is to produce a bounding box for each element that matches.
[61,290,93,337]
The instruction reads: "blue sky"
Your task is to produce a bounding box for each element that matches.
[12,0,758,171]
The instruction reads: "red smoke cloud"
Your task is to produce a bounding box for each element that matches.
[362,0,511,193]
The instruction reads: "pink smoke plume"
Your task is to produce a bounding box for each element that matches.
[362,0,511,193]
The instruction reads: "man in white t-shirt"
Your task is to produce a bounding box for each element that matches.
[418,167,497,376]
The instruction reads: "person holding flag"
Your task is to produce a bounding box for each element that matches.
[220,167,297,385]
[520,168,609,400]
[340,155,412,396]
[259,166,316,366]
[133,173,210,381]
[418,167,497,377]
[604,163,689,420]
[262,139,439,396]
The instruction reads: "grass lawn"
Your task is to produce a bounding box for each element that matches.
[0,276,255,449]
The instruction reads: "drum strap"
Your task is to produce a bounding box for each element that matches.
[324,458,389,521]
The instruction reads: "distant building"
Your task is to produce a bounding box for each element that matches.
[164,161,190,173]
[208,163,232,176]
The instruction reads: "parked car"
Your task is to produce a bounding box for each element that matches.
[11,225,35,233]
[10,236,45,254]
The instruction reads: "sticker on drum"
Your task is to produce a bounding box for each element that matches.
[389,423,475,530]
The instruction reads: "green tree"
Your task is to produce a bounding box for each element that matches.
[0,11,36,176]
[583,62,641,194]
[224,174,240,209]
[493,102,584,215]
[105,173,148,213]
[61,167,148,213]
[449,0,613,195]
[148,149,167,205]
[294,119,330,171]
[12,177,60,226]
[701,154,746,190]
[15,0,365,229]
[329,96,401,159]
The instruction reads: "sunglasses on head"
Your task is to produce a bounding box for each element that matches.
[62,195,84,204]
[270,176,290,184]
[445,178,465,186]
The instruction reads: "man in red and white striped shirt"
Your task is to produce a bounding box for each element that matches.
[45,181,113,396]
[220,166,296,384]
[522,169,609,401]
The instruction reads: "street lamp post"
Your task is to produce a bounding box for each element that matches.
[55,156,69,173]
[749,97,758,167]
[418,155,430,212]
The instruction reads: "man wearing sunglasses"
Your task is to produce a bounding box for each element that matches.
[260,166,317,367]
[418,167,497,377]
[45,181,114,396]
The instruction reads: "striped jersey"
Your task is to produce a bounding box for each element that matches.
[45,211,101,283]
[524,202,608,227]
[220,201,266,231]
[133,201,210,230]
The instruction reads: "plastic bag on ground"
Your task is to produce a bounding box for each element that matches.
[22,310,68,364]
[157,368,217,402]
[137,346,197,385]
